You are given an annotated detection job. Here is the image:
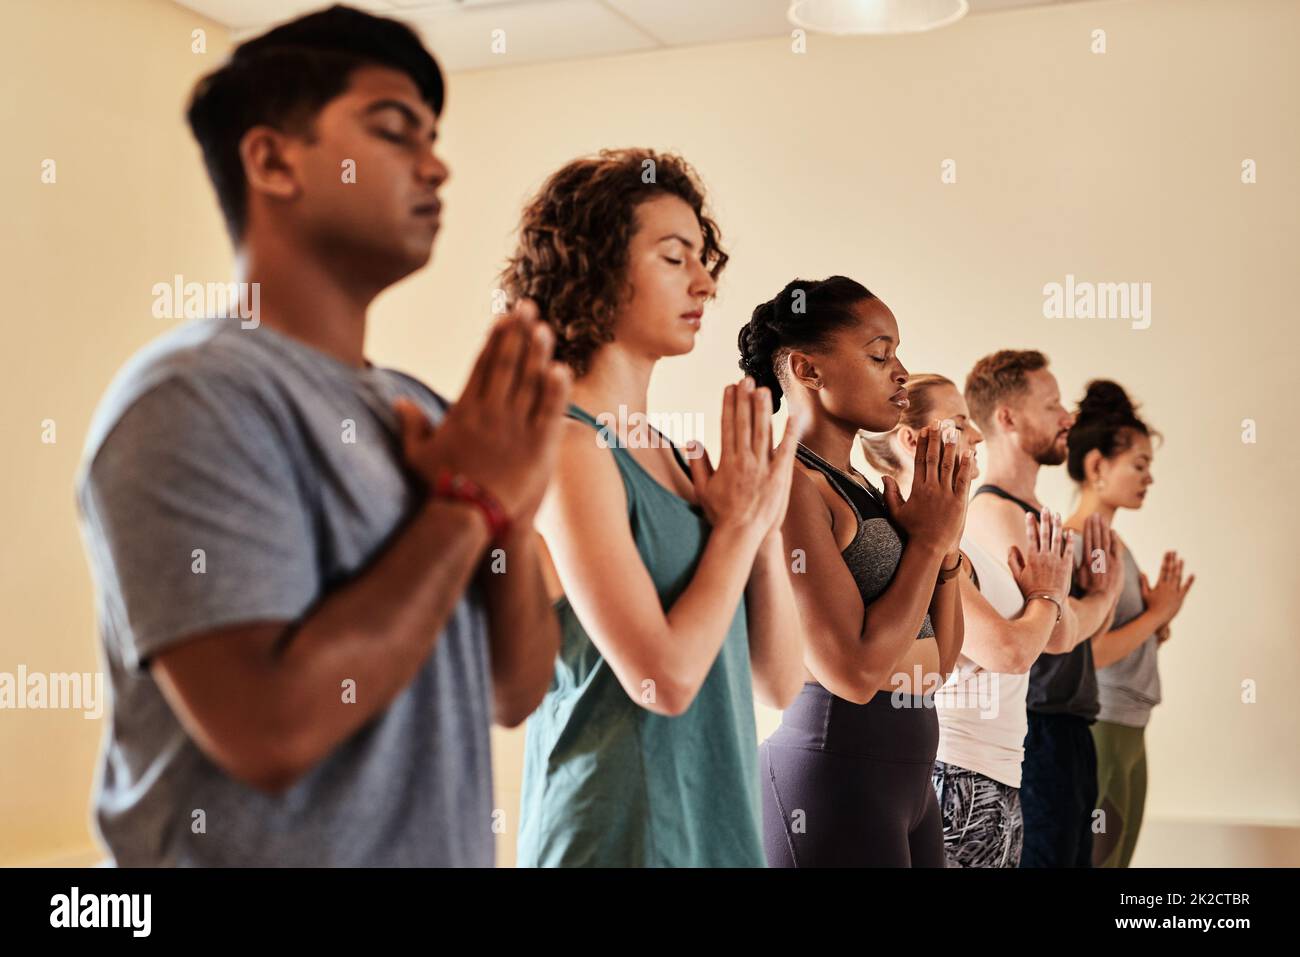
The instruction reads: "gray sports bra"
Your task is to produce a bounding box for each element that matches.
[795,444,935,640]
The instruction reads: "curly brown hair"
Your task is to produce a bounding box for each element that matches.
[498,148,728,376]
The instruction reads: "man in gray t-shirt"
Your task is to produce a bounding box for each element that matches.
[74,8,570,866]
[78,319,491,865]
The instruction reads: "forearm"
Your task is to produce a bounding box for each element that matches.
[964,601,1060,673]
[1069,589,1114,643]
[478,527,563,726]
[656,524,765,705]
[274,498,492,774]
[1092,609,1162,668]
[1043,595,1079,653]
[929,556,964,678]
[745,532,805,709]
[859,539,947,678]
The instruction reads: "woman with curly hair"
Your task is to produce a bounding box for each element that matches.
[1065,380,1194,867]
[503,149,806,867]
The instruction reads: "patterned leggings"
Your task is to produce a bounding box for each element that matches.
[931,761,1024,868]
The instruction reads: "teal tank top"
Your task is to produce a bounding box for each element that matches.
[516,404,764,867]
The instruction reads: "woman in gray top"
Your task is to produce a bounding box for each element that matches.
[1065,380,1195,867]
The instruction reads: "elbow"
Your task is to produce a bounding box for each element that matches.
[493,700,536,729]
[651,680,697,717]
[1007,649,1037,675]
[627,665,698,717]
[231,702,330,797]
[755,670,803,711]
[822,664,882,706]
[245,767,302,798]
[226,737,310,797]
[493,682,548,728]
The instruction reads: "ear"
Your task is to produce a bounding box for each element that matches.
[788,351,822,391]
[1083,447,1105,483]
[896,424,918,457]
[240,124,304,205]
[994,402,1015,435]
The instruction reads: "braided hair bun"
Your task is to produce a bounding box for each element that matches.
[737,276,874,414]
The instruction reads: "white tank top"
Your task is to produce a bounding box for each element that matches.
[934,534,1032,788]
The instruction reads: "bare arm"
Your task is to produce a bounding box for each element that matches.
[1051,515,1126,651]
[1091,608,1161,668]
[1055,590,1114,651]
[929,551,965,680]
[745,530,806,709]
[476,527,563,726]
[956,572,1060,674]
[960,507,1075,672]
[155,304,571,794]
[1092,550,1194,668]
[782,424,969,704]
[781,468,945,704]
[539,381,799,718]
[153,498,493,795]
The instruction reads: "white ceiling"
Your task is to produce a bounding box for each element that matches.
[171,0,1093,72]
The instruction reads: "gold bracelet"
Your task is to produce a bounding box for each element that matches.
[1026,593,1063,622]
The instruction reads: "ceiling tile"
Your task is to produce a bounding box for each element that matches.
[405,0,660,72]
[603,0,792,46]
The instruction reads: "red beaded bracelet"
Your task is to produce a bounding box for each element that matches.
[431,469,511,542]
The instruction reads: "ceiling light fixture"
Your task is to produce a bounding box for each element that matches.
[788,0,970,35]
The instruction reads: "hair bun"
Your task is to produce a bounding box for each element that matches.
[737,300,786,411]
[1077,379,1135,421]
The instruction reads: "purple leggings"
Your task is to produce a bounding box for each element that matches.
[760,683,944,867]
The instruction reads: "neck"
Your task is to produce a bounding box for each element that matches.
[1068,488,1117,528]
[896,464,916,498]
[570,343,657,435]
[799,410,859,474]
[980,436,1044,509]
[235,233,387,369]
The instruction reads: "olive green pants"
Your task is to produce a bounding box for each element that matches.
[1091,720,1147,868]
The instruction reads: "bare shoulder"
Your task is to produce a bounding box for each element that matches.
[965,493,1030,549]
[790,461,835,519]
[791,461,855,549]
[550,418,625,508]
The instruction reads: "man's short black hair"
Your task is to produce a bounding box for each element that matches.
[186,4,445,243]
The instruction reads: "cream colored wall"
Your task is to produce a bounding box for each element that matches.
[2,0,1296,866]
[1,0,236,864]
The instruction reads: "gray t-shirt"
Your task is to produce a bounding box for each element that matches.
[1094,542,1161,728]
[75,318,495,866]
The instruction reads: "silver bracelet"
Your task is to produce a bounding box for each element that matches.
[1026,593,1063,622]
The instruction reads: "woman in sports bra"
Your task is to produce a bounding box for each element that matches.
[859,373,1075,868]
[737,276,970,866]
[500,149,806,867]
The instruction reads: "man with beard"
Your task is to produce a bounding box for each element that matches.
[962,351,1125,867]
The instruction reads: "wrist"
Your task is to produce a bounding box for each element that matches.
[1025,592,1064,622]
[936,551,964,583]
[757,528,785,559]
[1148,608,1173,628]
[910,537,949,563]
[711,520,767,557]
[428,468,511,544]
[421,495,494,549]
